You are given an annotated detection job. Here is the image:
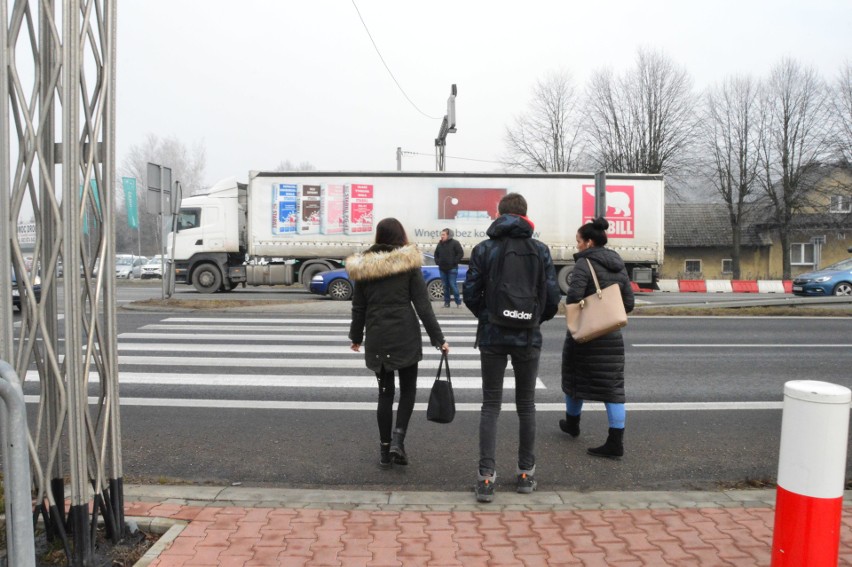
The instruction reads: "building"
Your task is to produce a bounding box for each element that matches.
[663,166,852,279]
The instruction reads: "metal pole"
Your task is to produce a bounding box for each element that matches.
[62,0,93,562]
[396,147,402,171]
[0,0,13,363]
[594,170,607,219]
[104,0,124,536]
[0,361,37,567]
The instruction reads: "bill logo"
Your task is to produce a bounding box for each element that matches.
[582,185,635,238]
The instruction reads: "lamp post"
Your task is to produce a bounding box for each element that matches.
[442,196,458,219]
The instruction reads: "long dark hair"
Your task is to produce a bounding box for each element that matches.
[375,217,408,247]
[578,217,609,247]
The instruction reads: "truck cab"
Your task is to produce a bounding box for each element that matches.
[171,178,247,293]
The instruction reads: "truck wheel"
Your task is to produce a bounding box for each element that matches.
[328,279,353,301]
[426,279,444,301]
[300,264,328,289]
[192,264,222,294]
[557,264,574,295]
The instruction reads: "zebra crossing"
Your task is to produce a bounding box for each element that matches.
[106,315,558,411]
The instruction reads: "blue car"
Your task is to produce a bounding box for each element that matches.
[310,253,468,301]
[791,257,852,296]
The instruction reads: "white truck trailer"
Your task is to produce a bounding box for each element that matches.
[170,171,665,294]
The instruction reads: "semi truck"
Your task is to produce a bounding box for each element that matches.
[169,171,665,295]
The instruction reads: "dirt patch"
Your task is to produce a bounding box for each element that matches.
[1,520,158,567]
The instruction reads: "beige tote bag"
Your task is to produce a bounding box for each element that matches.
[565,259,628,343]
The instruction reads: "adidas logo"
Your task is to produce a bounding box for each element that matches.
[502,309,533,320]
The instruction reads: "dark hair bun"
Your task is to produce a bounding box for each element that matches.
[592,217,609,231]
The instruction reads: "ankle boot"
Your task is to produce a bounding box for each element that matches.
[379,443,392,469]
[587,428,624,459]
[390,428,408,465]
[559,414,580,437]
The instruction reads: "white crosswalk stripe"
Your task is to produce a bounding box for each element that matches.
[110,316,545,403]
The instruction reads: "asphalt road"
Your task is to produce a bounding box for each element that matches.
[56,304,852,492]
[13,283,852,492]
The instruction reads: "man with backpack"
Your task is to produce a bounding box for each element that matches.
[462,192,561,503]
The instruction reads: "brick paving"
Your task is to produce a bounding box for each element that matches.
[123,486,852,566]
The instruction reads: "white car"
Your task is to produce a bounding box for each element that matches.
[141,256,165,279]
[116,255,147,279]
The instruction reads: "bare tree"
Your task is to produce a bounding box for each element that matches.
[833,61,852,164]
[585,48,698,182]
[274,160,317,171]
[758,58,834,278]
[701,75,764,278]
[503,70,583,172]
[117,134,208,256]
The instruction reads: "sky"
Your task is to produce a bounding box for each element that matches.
[117,0,852,188]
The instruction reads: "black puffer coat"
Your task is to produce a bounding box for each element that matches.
[462,214,561,348]
[347,244,445,373]
[561,246,635,403]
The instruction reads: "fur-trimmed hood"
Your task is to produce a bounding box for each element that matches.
[345,244,422,282]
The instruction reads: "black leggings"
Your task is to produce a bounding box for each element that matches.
[376,364,418,444]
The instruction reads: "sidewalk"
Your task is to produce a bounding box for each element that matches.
[126,484,852,566]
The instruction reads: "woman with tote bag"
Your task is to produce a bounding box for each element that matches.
[560,218,635,458]
[348,218,450,469]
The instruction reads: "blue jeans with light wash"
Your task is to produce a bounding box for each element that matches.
[440,268,460,306]
[565,395,625,428]
[479,345,539,477]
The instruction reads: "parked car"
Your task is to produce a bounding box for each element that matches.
[310,253,468,301]
[141,256,165,279]
[791,257,852,296]
[11,270,41,310]
[115,255,147,279]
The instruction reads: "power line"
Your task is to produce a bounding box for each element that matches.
[402,151,510,166]
[350,0,441,120]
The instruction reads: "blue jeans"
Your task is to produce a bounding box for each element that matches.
[565,395,626,428]
[479,345,539,476]
[440,268,460,305]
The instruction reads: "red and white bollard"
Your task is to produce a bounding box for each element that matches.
[771,380,851,566]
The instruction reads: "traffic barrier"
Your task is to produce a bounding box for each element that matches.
[705,280,733,293]
[771,380,851,566]
[731,280,759,293]
[634,279,795,292]
[678,280,707,293]
[757,280,786,293]
[656,279,680,292]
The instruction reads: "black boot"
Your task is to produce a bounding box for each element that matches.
[379,442,392,469]
[587,428,624,459]
[559,414,580,437]
[390,428,408,465]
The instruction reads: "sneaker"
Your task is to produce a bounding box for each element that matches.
[455,303,462,308]
[516,472,537,494]
[443,303,451,308]
[475,476,495,503]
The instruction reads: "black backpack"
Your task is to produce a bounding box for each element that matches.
[486,237,546,329]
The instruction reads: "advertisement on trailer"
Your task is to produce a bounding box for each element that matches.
[582,184,634,238]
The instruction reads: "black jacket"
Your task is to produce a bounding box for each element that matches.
[561,246,635,403]
[434,237,464,272]
[347,244,445,373]
[462,214,561,348]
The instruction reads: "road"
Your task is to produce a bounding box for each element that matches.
[16,292,851,493]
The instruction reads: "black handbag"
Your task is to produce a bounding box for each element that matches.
[426,352,455,424]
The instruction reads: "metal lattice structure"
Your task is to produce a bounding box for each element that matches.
[1,1,122,564]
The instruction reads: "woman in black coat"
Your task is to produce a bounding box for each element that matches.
[560,218,634,459]
[348,218,450,469]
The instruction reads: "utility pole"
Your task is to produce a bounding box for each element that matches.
[435,84,457,172]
